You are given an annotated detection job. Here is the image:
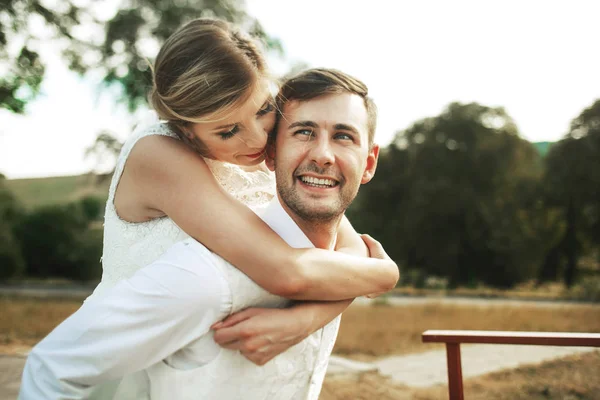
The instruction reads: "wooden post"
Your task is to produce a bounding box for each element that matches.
[422,330,600,400]
[445,343,464,400]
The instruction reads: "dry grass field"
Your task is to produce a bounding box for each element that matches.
[333,302,600,360]
[5,298,599,355]
[2,296,600,398]
[0,297,80,351]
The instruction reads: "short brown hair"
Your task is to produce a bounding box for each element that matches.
[275,68,377,146]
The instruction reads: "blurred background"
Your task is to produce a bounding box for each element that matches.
[1,0,599,297]
[1,1,600,399]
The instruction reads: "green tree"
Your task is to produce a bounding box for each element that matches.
[0,173,26,280]
[13,200,102,281]
[1,0,282,113]
[543,99,600,287]
[349,102,544,288]
[79,195,105,221]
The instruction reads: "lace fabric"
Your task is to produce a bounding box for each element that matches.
[89,118,276,300]
[92,116,338,399]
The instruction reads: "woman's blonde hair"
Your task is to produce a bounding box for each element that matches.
[149,18,267,154]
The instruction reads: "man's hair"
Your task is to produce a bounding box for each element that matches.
[275,68,377,146]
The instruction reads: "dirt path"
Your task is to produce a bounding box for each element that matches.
[367,345,597,387]
[327,345,598,387]
[0,355,26,399]
[4,347,597,399]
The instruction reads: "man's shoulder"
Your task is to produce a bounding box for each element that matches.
[155,239,232,305]
[160,238,226,273]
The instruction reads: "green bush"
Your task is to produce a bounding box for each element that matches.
[0,174,25,280]
[13,202,102,281]
[79,195,105,222]
[0,226,25,280]
[568,277,600,302]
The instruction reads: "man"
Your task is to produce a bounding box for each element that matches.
[19,68,386,399]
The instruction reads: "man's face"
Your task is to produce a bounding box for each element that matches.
[267,93,379,222]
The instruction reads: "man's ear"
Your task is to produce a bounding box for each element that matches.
[265,134,276,171]
[361,144,379,184]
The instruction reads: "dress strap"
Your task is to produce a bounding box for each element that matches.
[106,112,177,208]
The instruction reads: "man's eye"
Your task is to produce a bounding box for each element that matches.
[219,125,239,140]
[257,101,274,116]
[335,133,353,141]
[294,129,314,138]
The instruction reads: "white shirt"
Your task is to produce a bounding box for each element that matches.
[19,197,321,399]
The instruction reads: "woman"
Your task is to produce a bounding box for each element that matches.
[18,17,398,400]
[95,17,396,316]
[92,16,395,386]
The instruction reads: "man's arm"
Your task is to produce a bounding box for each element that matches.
[19,240,230,400]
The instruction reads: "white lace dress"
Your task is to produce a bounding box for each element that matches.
[89,118,340,399]
[88,119,275,300]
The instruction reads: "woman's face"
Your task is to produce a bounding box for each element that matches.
[188,80,276,166]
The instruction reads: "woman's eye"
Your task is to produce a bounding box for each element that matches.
[219,125,239,140]
[257,101,274,116]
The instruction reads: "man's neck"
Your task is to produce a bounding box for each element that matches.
[277,196,341,250]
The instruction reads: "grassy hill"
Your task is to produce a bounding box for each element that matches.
[6,174,111,209]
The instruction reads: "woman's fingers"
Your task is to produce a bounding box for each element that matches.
[211,307,309,366]
[360,234,391,260]
[213,322,250,345]
[211,308,259,330]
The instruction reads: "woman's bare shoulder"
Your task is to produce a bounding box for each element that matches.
[127,134,210,175]
[116,134,214,220]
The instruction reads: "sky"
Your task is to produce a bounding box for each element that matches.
[1,0,599,179]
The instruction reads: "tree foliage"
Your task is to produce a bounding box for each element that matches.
[13,198,103,281]
[1,0,282,113]
[0,173,25,279]
[349,102,544,288]
[542,99,600,286]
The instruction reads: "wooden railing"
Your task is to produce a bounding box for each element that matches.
[421,330,600,400]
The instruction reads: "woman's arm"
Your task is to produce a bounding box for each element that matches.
[335,215,369,257]
[119,135,398,300]
[211,233,395,366]
[211,300,351,366]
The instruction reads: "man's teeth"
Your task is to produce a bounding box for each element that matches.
[300,176,336,187]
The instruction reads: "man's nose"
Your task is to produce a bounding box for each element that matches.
[309,136,335,166]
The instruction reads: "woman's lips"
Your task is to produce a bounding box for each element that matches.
[246,150,265,159]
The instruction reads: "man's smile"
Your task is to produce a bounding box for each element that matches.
[297,174,340,190]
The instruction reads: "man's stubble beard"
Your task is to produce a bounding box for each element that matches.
[275,169,358,224]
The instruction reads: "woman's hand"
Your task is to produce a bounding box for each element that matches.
[361,234,397,298]
[211,307,312,366]
[361,234,391,260]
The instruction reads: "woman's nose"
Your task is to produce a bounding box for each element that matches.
[243,121,268,148]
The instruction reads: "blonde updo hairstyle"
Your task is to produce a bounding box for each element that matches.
[149,18,268,156]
